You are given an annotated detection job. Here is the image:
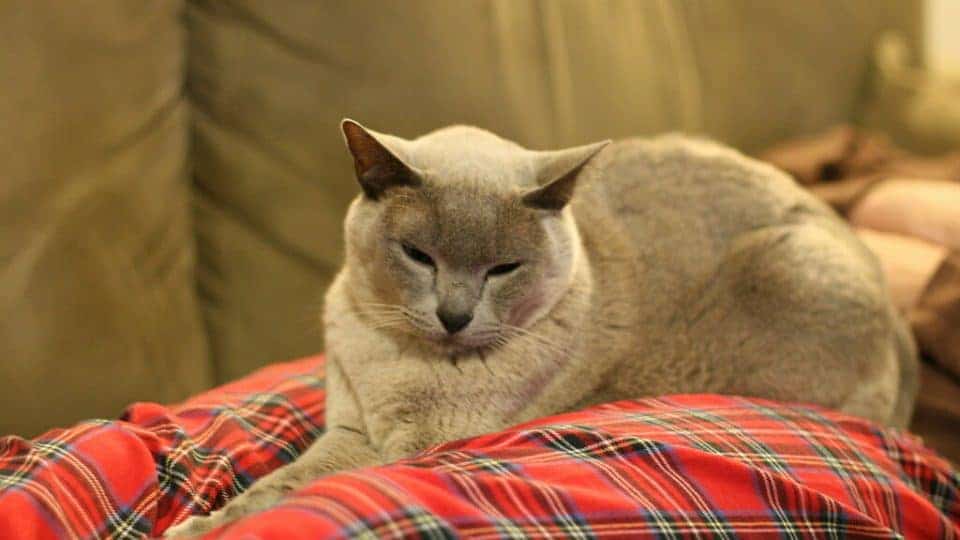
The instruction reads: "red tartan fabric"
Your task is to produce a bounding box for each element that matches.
[0,355,957,539]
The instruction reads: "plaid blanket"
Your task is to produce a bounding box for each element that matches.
[0,355,957,539]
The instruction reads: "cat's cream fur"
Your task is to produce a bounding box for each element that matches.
[167,121,917,536]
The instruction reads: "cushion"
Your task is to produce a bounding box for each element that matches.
[0,355,956,539]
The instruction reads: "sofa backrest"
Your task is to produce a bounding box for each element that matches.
[0,1,212,436]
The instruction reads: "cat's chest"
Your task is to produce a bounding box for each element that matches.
[340,336,559,446]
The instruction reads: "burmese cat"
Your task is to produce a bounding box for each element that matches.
[167,121,917,536]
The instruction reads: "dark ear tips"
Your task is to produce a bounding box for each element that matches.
[521,175,578,211]
[340,119,379,166]
[340,118,365,143]
[340,119,420,200]
[522,140,610,211]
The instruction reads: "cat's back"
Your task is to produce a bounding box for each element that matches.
[568,135,914,425]
[572,133,882,302]
[577,134,834,247]
[571,134,860,286]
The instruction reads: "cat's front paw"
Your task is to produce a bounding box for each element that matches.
[163,512,226,538]
[163,485,285,537]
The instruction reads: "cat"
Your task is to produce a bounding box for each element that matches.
[166,120,917,536]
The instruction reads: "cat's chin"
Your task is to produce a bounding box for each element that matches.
[422,333,499,357]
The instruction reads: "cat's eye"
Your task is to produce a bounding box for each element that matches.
[401,242,435,267]
[486,262,522,277]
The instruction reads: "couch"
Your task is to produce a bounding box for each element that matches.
[2,0,951,438]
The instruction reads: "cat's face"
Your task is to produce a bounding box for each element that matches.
[347,182,575,353]
[340,120,606,355]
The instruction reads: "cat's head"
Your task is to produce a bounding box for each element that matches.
[339,119,608,355]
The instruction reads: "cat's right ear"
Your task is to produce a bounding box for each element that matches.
[341,119,421,200]
[523,140,610,211]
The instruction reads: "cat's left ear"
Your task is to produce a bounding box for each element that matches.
[523,140,611,211]
[341,119,421,200]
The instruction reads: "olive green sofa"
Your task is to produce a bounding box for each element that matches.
[3,1,951,436]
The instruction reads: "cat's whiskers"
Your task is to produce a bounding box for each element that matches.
[352,310,407,320]
[357,303,576,360]
[356,302,407,308]
[353,305,411,331]
[499,324,572,360]
[355,303,439,337]
[361,318,407,330]
[365,318,422,338]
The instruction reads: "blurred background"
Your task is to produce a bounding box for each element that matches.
[2,1,958,442]
[928,0,960,72]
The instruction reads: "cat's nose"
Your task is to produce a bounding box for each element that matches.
[437,309,473,334]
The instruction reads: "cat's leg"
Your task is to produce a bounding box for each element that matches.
[163,426,379,537]
[712,219,917,426]
[165,357,375,537]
